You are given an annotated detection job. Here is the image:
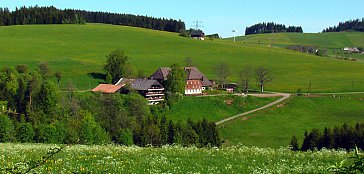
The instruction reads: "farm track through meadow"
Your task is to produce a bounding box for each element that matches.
[215,93,291,125]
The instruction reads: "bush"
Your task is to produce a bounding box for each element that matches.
[0,114,15,142]
[17,123,35,143]
[36,124,57,144]
[80,111,110,145]
[296,88,302,96]
[290,135,299,151]
[117,128,134,146]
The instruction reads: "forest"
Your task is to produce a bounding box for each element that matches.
[323,18,364,32]
[290,122,364,151]
[0,6,185,33]
[245,22,303,35]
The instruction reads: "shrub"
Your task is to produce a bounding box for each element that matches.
[296,88,302,96]
[0,114,15,142]
[36,124,57,144]
[17,123,35,143]
[290,135,299,151]
[117,128,134,146]
[80,111,110,145]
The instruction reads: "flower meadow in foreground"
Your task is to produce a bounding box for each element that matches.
[0,143,351,173]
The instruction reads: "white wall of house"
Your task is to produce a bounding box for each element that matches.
[185,88,202,95]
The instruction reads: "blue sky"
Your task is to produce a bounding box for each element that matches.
[1,0,363,37]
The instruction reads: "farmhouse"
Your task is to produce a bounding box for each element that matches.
[150,66,212,95]
[185,80,202,95]
[191,30,205,40]
[92,78,165,105]
[184,67,213,90]
[129,79,165,105]
[344,47,361,53]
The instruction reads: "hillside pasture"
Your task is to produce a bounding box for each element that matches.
[219,94,364,148]
[1,24,364,92]
[165,95,278,122]
[230,32,364,48]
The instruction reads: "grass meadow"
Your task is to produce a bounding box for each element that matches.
[231,32,364,48]
[219,94,364,148]
[1,24,364,92]
[165,95,278,122]
[0,143,351,173]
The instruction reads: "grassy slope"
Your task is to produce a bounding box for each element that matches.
[230,32,364,61]
[0,143,350,173]
[230,32,364,48]
[220,94,364,148]
[1,24,364,92]
[165,95,277,122]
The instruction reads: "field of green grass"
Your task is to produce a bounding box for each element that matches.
[165,95,278,122]
[0,143,351,173]
[1,24,364,92]
[219,94,364,148]
[230,32,364,48]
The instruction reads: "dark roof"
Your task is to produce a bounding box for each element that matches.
[184,67,212,86]
[150,68,171,80]
[191,30,204,36]
[131,79,163,91]
[92,84,122,93]
[150,67,212,87]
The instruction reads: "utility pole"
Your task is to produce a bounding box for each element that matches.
[192,20,203,30]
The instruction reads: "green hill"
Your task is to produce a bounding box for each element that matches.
[1,24,364,92]
[220,94,364,148]
[228,32,364,48]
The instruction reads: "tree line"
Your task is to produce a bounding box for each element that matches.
[245,22,303,35]
[290,122,364,151]
[323,18,364,32]
[0,6,185,33]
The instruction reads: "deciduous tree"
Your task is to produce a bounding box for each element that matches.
[104,49,134,83]
[0,114,15,142]
[215,62,230,89]
[166,63,186,94]
[255,66,272,93]
[239,66,252,93]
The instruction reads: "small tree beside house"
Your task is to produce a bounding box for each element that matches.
[239,66,252,93]
[215,62,230,89]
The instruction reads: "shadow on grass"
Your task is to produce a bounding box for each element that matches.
[88,72,106,80]
[88,72,107,84]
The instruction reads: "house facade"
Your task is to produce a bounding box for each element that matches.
[150,66,212,95]
[191,30,205,40]
[185,80,202,95]
[130,79,165,105]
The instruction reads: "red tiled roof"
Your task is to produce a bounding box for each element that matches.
[91,84,121,94]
